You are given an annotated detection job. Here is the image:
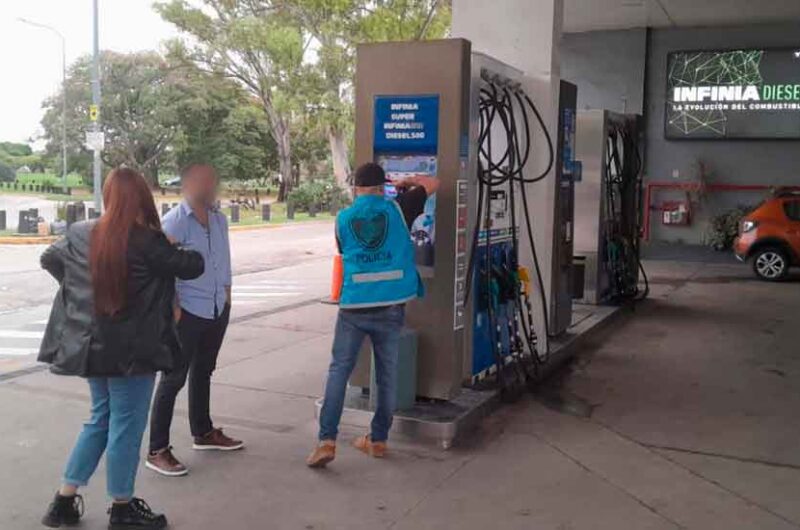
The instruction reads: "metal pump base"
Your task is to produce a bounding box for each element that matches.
[315,303,621,450]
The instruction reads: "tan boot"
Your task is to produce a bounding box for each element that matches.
[353,434,387,458]
[306,440,336,468]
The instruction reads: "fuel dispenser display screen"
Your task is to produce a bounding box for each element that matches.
[374,95,440,270]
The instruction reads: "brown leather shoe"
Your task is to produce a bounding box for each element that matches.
[146,447,188,477]
[353,434,387,458]
[306,440,336,468]
[193,428,244,451]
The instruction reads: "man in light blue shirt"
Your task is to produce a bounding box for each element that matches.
[147,164,243,477]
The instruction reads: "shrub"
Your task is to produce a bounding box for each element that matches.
[287,179,349,212]
[706,205,753,251]
[0,161,14,182]
[14,173,83,188]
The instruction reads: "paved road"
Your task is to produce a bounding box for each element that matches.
[0,195,58,231]
[0,221,336,376]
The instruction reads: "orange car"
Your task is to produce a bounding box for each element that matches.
[734,192,800,281]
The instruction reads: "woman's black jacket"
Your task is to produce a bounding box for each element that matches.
[37,220,204,377]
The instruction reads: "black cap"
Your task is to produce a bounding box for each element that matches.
[354,163,387,187]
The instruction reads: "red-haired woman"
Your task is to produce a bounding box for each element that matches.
[38,168,204,529]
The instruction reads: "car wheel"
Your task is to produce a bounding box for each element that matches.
[752,247,789,281]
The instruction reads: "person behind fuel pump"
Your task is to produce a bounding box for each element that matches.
[146,163,243,478]
[307,162,439,468]
[38,168,204,529]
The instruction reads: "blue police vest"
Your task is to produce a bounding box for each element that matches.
[337,194,423,309]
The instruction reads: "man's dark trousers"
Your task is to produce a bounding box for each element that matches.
[149,305,230,452]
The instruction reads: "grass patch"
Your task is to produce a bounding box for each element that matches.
[225,202,334,226]
[14,173,83,187]
[0,185,93,201]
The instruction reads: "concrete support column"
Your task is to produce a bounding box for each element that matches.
[452,0,562,79]
[453,0,564,348]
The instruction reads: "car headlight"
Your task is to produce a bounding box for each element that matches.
[741,220,758,233]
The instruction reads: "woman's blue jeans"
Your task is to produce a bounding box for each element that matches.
[62,375,155,500]
[319,305,404,443]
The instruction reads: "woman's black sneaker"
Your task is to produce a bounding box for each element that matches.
[108,498,168,529]
[41,492,84,527]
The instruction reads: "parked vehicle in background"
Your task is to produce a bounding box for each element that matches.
[734,191,800,281]
[162,176,181,187]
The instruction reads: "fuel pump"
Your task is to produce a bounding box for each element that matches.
[351,40,564,404]
[574,110,648,306]
[603,119,649,303]
[332,38,582,447]
[467,72,555,402]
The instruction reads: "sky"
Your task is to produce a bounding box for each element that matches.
[0,0,180,146]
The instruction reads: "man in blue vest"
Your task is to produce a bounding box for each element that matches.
[307,162,438,468]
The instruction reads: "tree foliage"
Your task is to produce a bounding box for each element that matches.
[40,51,279,187]
[36,0,452,196]
[278,0,451,186]
[170,66,278,182]
[0,160,15,182]
[156,0,309,199]
[0,142,45,173]
[41,51,183,187]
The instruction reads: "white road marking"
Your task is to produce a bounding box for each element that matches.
[255,280,306,285]
[232,285,303,292]
[232,292,303,298]
[0,330,44,339]
[0,347,38,357]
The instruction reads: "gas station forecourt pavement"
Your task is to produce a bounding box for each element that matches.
[2,242,800,529]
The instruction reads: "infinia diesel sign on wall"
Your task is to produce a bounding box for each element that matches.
[666,49,800,140]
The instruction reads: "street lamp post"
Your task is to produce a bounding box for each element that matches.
[91,0,102,213]
[18,17,68,187]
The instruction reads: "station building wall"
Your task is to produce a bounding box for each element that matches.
[563,22,800,244]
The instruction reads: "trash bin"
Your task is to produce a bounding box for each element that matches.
[261,203,271,222]
[18,209,38,234]
[66,204,77,227]
[572,256,586,300]
[0,210,6,231]
[230,204,240,223]
[329,201,340,217]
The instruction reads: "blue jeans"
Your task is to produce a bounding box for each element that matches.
[319,305,405,443]
[63,375,155,499]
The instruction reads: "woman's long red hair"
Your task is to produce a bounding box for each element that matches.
[90,168,161,315]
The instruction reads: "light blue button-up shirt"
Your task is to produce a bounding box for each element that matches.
[162,201,232,320]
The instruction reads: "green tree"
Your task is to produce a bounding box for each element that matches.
[278,0,451,188]
[170,66,278,182]
[0,160,15,182]
[0,142,46,173]
[156,0,308,200]
[0,142,32,158]
[41,51,184,187]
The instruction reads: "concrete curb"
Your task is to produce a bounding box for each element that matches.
[0,219,335,245]
[227,218,333,233]
[0,235,58,245]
